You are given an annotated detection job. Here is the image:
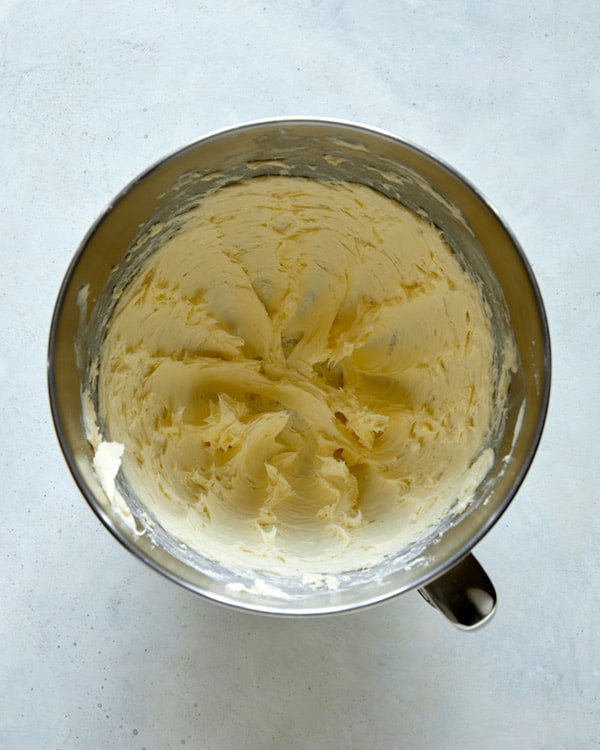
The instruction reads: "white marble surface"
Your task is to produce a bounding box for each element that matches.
[2,1,598,748]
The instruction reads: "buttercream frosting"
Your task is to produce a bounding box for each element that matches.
[97,176,501,575]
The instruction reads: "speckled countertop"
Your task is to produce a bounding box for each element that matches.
[2,2,598,748]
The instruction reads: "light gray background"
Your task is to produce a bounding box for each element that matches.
[2,1,598,748]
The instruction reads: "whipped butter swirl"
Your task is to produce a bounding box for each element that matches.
[98,176,498,574]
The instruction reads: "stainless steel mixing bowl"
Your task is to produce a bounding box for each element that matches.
[48,118,550,627]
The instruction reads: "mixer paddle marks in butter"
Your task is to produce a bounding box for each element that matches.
[95,176,504,576]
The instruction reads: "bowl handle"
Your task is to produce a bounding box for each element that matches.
[418,553,497,630]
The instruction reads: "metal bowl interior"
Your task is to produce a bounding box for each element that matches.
[48,118,550,615]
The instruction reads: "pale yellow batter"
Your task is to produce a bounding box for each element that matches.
[97,176,498,575]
